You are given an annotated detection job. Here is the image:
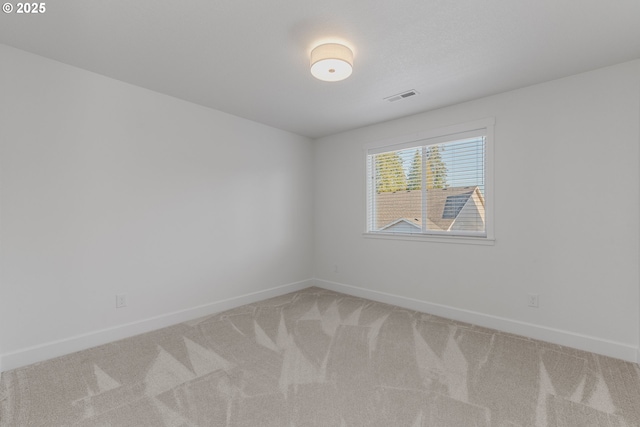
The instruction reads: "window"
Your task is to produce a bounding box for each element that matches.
[365,119,494,241]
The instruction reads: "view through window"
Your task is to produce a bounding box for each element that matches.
[366,131,488,238]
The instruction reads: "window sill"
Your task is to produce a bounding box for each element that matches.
[362,232,495,246]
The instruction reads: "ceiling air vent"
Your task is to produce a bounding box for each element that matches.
[384,90,419,103]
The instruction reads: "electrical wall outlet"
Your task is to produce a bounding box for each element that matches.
[116,294,127,308]
[527,294,539,308]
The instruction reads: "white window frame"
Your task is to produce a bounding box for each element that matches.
[363,118,495,245]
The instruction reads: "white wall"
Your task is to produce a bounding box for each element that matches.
[313,60,640,362]
[0,44,314,371]
[1,45,638,372]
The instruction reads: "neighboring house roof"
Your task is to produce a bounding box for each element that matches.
[380,218,421,234]
[376,186,484,231]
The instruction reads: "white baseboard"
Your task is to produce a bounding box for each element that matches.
[0,279,313,373]
[314,278,640,364]
[3,278,637,373]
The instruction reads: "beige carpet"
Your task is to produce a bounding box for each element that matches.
[1,287,639,426]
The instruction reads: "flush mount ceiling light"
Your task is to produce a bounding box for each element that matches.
[310,43,353,82]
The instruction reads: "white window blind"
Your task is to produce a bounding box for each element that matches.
[366,124,490,239]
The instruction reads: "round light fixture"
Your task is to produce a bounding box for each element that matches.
[310,43,353,82]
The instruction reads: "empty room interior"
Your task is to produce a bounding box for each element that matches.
[1,1,640,426]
